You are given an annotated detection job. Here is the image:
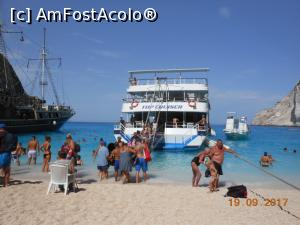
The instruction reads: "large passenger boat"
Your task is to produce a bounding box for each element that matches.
[114,68,213,150]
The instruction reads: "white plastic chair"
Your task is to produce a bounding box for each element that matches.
[47,164,76,195]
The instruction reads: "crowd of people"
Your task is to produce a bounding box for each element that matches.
[93,136,151,184]
[0,122,298,191]
[0,123,84,187]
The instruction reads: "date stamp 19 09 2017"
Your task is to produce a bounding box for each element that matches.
[228,198,288,207]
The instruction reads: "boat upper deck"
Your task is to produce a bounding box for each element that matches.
[127,68,209,93]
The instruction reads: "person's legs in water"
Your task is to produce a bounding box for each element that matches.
[209,164,218,192]
[28,156,32,165]
[3,166,10,187]
[104,167,108,179]
[100,168,104,180]
[33,155,37,165]
[135,158,142,183]
[141,158,148,182]
[195,167,201,187]
[114,160,119,181]
[122,171,130,184]
[215,174,220,190]
[125,172,130,183]
[114,170,118,181]
[45,155,50,172]
[191,162,201,187]
[16,155,20,166]
[97,166,101,178]
[42,157,46,172]
[136,171,140,183]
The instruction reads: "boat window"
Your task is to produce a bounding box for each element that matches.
[186,92,207,102]
[169,91,184,101]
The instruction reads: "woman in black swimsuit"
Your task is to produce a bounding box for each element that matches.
[191,148,210,187]
[191,155,201,187]
[40,136,51,172]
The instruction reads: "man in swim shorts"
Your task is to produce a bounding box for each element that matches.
[135,141,148,183]
[207,139,236,192]
[27,136,39,165]
[111,142,121,181]
[95,140,109,180]
[0,124,18,187]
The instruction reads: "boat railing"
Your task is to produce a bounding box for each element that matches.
[122,97,208,103]
[129,78,208,86]
[114,121,145,129]
[164,122,199,129]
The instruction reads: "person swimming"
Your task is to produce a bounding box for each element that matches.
[283,147,288,152]
[260,152,272,167]
[293,149,297,153]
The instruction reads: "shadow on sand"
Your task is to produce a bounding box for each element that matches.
[0,177,43,187]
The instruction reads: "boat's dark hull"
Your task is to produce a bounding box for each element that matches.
[0,116,72,133]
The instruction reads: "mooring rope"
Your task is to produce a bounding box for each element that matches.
[208,139,300,191]
[234,154,300,191]
[208,139,300,220]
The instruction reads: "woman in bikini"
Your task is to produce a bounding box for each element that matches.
[40,136,51,172]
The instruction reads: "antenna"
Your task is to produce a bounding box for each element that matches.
[27,28,62,105]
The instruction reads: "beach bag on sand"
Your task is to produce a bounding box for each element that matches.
[74,143,81,153]
[144,144,151,162]
[225,185,247,198]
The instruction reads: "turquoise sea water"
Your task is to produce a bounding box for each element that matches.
[13,122,300,189]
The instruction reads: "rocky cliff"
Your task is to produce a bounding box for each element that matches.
[252,81,300,126]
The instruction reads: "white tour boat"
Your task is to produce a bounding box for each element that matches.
[223,112,250,139]
[114,68,214,150]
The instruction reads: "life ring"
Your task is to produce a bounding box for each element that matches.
[130,100,139,109]
[188,100,196,108]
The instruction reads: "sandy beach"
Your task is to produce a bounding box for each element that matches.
[1,173,300,225]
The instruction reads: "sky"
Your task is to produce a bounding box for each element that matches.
[1,0,299,124]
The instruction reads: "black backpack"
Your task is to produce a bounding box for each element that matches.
[225,185,247,198]
[74,143,81,153]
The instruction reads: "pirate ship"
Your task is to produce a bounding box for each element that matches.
[0,26,74,133]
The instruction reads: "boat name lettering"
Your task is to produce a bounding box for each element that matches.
[141,104,183,110]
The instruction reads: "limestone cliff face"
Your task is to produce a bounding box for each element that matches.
[252,81,300,126]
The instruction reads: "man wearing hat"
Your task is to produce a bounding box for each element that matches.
[0,124,18,187]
